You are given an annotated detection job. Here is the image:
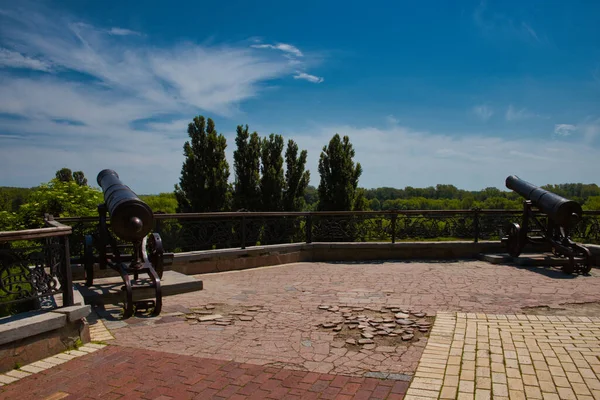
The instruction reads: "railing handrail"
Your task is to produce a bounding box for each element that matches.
[54,208,600,223]
[0,224,72,242]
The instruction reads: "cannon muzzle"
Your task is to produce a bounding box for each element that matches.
[505,175,582,228]
[97,169,154,242]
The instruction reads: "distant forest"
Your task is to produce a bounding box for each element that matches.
[3,182,600,215]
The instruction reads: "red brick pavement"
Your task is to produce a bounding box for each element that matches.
[107,261,600,376]
[0,346,409,400]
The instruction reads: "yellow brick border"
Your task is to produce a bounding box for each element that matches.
[405,312,600,400]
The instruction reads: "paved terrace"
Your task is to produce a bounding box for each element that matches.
[2,260,600,399]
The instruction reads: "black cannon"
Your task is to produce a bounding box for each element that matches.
[84,169,172,317]
[501,175,591,274]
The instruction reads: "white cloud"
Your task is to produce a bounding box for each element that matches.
[251,43,303,57]
[474,1,543,44]
[521,22,539,42]
[505,104,537,121]
[386,115,399,125]
[293,72,324,84]
[0,3,325,190]
[284,123,600,191]
[0,48,52,71]
[472,104,493,121]
[554,124,576,137]
[108,27,141,36]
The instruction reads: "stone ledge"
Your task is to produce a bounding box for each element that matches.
[0,311,66,346]
[171,241,509,275]
[52,305,91,322]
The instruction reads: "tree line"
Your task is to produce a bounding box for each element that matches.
[172,115,362,213]
[2,114,600,231]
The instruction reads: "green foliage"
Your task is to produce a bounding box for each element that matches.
[55,167,73,182]
[14,179,103,228]
[55,168,88,186]
[232,124,262,211]
[353,188,369,211]
[283,139,310,211]
[0,187,33,212]
[584,196,600,211]
[260,133,285,211]
[303,185,318,210]
[174,116,230,212]
[139,193,178,214]
[73,171,88,186]
[317,134,362,211]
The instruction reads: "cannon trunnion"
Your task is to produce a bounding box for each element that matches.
[501,175,591,274]
[84,169,172,318]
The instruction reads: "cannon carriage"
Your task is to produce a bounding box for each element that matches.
[501,175,592,274]
[83,169,172,318]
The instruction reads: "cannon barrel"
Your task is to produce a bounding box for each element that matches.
[505,175,582,228]
[97,169,154,242]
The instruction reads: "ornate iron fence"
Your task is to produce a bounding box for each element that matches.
[0,217,74,317]
[56,209,600,256]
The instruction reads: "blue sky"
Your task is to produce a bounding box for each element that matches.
[1,0,599,194]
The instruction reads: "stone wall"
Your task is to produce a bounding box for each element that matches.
[171,241,508,275]
[0,319,90,373]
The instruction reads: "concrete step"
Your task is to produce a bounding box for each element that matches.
[478,253,573,267]
[73,271,203,305]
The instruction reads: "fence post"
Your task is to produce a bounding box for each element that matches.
[306,214,312,243]
[61,235,74,307]
[241,215,246,250]
[391,213,397,244]
[473,208,480,243]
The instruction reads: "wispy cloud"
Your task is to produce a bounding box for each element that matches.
[286,122,600,191]
[108,27,142,36]
[472,104,493,121]
[0,48,52,71]
[554,124,577,137]
[0,2,324,190]
[293,72,323,84]
[553,120,600,144]
[521,22,539,42]
[386,115,399,125]
[473,0,542,44]
[251,43,303,57]
[505,104,538,121]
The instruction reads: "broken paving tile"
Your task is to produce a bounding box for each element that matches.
[198,314,223,322]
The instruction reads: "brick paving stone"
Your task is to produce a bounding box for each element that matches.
[0,346,410,399]
[406,310,600,400]
[103,261,600,378]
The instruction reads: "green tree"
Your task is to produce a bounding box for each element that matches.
[139,193,178,213]
[283,139,310,211]
[353,188,369,211]
[55,168,73,182]
[174,116,230,213]
[369,198,381,211]
[16,179,103,228]
[232,124,262,211]
[54,168,88,186]
[583,196,600,210]
[73,171,88,186]
[317,134,362,211]
[260,133,285,211]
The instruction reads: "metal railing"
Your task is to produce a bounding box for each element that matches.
[0,217,74,317]
[56,209,600,257]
